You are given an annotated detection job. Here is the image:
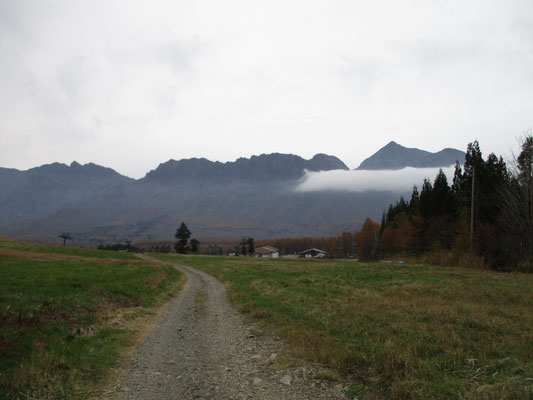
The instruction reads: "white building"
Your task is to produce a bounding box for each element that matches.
[254,246,280,258]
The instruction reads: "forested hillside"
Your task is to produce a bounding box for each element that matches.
[376,137,532,271]
[259,137,532,271]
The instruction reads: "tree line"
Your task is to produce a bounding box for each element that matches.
[98,136,532,272]
[97,242,144,253]
[374,136,532,271]
[260,136,533,272]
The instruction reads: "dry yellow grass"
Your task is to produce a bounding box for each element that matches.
[0,248,157,267]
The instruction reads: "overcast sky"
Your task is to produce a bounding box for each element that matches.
[1,1,532,178]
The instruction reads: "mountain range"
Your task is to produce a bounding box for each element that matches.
[357,141,466,170]
[0,142,465,245]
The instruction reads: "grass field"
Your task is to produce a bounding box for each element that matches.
[155,254,533,399]
[0,238,183,399]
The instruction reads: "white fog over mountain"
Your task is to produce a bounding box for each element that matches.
[296,167,456,193]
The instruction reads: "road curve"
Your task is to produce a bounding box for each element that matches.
[110,255,346,399]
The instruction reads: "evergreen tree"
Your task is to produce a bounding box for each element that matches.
[517,135,533,187]
[190,238,200,253]
[452,161,463,193]
[427,169,457,249]
[379,211,387,235]
[246,237,255,255]
[464,140,484,179]
[419,179,433,218]
[431,169,457,217]
[174,222,191,254]
[518,135,533,230]
[409,185,420,214]
[240,237,248,255]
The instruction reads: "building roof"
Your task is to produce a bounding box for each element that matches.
[254,246,279,254]
[299,248,328,255]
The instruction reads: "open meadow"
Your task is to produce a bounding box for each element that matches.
[0,238,183,399]
[155,254,533,399]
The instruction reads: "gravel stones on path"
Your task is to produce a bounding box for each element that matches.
[108,256,348,399]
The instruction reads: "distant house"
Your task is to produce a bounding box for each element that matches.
[254,246,280,258]
[299,248,328,259]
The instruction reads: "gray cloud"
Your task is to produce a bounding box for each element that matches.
[296,167,455,193]
[155,38,206,73]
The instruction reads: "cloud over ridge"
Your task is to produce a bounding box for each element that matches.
[296,167,455,193]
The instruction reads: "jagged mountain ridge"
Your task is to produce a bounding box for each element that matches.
[143,153,349,182]
[0,145,466,244]
[357,141,465,170]
[0,153,353,243]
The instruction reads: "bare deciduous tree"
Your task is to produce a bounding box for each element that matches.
[58,232,72,246]
[498,135,533,270]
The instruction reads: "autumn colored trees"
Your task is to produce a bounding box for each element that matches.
[379,137,531,271]
[355,218,380,260]
[259,136,532,271]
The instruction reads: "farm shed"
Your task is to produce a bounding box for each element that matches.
[254,246,280,258]
[299,248,328,258]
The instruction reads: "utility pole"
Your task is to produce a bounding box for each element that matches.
[470,165,475,250]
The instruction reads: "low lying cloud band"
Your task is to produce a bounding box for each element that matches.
[296,167,455,193]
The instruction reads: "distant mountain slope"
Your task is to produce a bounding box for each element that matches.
[142,153,348,182]
[0,162,133,226]
[0,148,460,245]
[357,141,465,170]
[0,153,355,244]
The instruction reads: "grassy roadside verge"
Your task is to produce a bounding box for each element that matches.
[0,239,183,399]
[154,253,533,399]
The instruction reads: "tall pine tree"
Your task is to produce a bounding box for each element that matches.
[174,222,191,254]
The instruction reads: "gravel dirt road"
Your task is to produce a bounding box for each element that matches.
[106,255,348,399]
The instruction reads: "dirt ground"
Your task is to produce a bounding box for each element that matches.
[99,255,348,399]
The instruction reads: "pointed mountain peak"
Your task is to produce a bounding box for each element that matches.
[357,141,465,170]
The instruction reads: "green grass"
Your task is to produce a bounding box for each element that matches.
[0,239,183,399]
[154,254,533,399]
